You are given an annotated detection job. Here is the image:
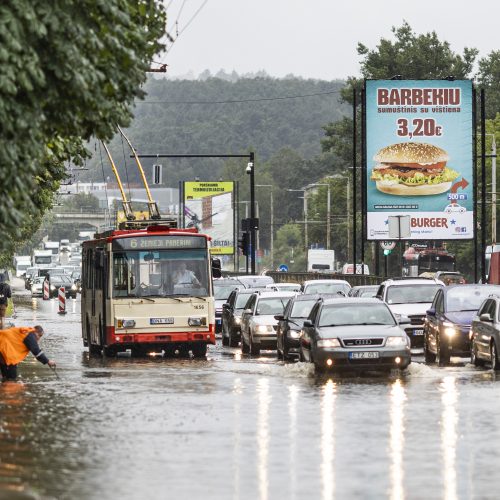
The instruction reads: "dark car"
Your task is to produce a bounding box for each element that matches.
[300,298,411,373]
[213,278,243,335]
[423,284,500,366]
[348,285,379,298]
[221,288,261,347]
[47,274,77,299]
[470,294,500,369]
[276,294,333,360]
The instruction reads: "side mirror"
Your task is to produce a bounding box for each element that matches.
[243,308,252,315]
[222,303,229,309]
[399,316,411,325]
[426,308,436,317]
[274,314,284,321]
[480,313,492,322]
[303,320,313,328]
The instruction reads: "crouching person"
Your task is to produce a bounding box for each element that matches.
[0,325,56,382]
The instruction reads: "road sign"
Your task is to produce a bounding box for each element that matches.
[380,241,396,251]
[278,264,289,272]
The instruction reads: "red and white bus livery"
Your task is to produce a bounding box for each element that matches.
[81,223,221,357]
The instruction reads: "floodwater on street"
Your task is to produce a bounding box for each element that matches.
[2,290,500,499]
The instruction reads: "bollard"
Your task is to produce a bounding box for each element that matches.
[43,279,50,300]
[57,286,67,315]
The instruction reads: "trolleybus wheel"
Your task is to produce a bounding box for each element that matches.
[89,344,102,356]
[192,343,208,358]
[164,345,176,358]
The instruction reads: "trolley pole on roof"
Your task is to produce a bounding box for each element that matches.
[132,152,257,275]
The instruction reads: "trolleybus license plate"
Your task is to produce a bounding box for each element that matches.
[349,352,379,360]
[150,318,174,325]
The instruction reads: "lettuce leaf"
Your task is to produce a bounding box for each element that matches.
[371,167,460,186]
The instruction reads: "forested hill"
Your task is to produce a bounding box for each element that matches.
[85,75,348,185]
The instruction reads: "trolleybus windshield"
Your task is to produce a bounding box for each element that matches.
[112,248,210,298]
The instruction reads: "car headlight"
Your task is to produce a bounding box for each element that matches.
[256,325,273,334]
[386,336,407,347]
[71,284,77,290]
[443,321,457,337]
[317,339,341,348]
[234,317,241,325]
[289,330,301,339]
[50,285,55,291]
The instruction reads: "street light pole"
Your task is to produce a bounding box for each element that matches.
[248,153,256,275]
[256,185,274,269]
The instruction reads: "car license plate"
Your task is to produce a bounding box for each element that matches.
[349,351,379,360]
[150,318,174,325]
[413,329,424,336]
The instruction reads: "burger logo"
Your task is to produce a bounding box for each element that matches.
[371,142,459,196]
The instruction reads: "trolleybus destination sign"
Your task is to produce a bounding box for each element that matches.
[112,236,207,251]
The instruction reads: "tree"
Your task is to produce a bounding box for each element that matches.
[476,51,500,119]
[0,0,166,265]
[319,22,479,273]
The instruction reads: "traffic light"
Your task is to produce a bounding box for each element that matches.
[152,164,162,185]
[383,249,392,256]
[238,232,249,256]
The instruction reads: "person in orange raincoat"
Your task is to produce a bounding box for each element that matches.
[0,325,56,381]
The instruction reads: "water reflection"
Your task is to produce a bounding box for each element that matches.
[321,379,336,500]
[441,376,458,500]
[390,379,406,500]
[232,378,243,500]
[288,385,299,500]
[257,378,271,500]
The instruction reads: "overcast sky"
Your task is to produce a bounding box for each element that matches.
[159,0,498,80]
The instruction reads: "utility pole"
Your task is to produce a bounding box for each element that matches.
[256,185,274,269]
[492,135,497,244]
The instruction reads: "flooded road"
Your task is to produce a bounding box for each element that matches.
[2,293,500,499]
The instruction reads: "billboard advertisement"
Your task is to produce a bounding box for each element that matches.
[183,181,235,254]
[365,79,473,240]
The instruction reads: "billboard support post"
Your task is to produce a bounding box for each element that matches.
[481,89,486,283]
[352,88,357,274]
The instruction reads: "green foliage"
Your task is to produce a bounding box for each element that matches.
[0,0,166,262]
[477,51,500,119]
[273,224,306,272]
[87,76,348,186]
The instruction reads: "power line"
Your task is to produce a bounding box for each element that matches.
[136,88,342,105]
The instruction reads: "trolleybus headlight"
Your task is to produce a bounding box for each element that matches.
[188,317,206,326]
[117,319,136,328]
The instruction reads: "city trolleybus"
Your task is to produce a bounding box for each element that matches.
[81,222,221,357]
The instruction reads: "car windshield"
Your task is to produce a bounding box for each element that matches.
[235,293,254,309]
[51,276,72,284]
[290,300,317,319]
[446,286,500,312]
[305,283,350,295]
[256,297,291,315]
[386,284,440,304]
[214,285,238,300]
[319,303,396,327]
[275,284,301,292]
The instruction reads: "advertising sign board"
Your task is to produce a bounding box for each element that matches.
[365,79,473,240]
[183,181,235,254]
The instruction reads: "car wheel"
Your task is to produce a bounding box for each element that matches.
[89,344,102,356]
[424,336,436,363]
[283,340,290,361]
[164,345,176,358]
[229,328,239,348]
[250,336,260,356]
[436,336,449,367]
[241,334,250,354]
[491,342,500,372]
[471,343,484,367]
[103,346,117,357]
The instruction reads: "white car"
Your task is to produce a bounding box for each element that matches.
[265,283,301,292]
[240,291,296,355]
[31,276,45,297]
[375,278,444,348]
[444,203,466,213]
[302,279,351,296]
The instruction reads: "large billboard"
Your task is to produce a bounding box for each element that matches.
[365,80,473,240]
[182,181,235,254]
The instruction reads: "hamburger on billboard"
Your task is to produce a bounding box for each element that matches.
[365,80,473,240]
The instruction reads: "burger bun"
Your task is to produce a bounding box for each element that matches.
[375,180,452,196]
